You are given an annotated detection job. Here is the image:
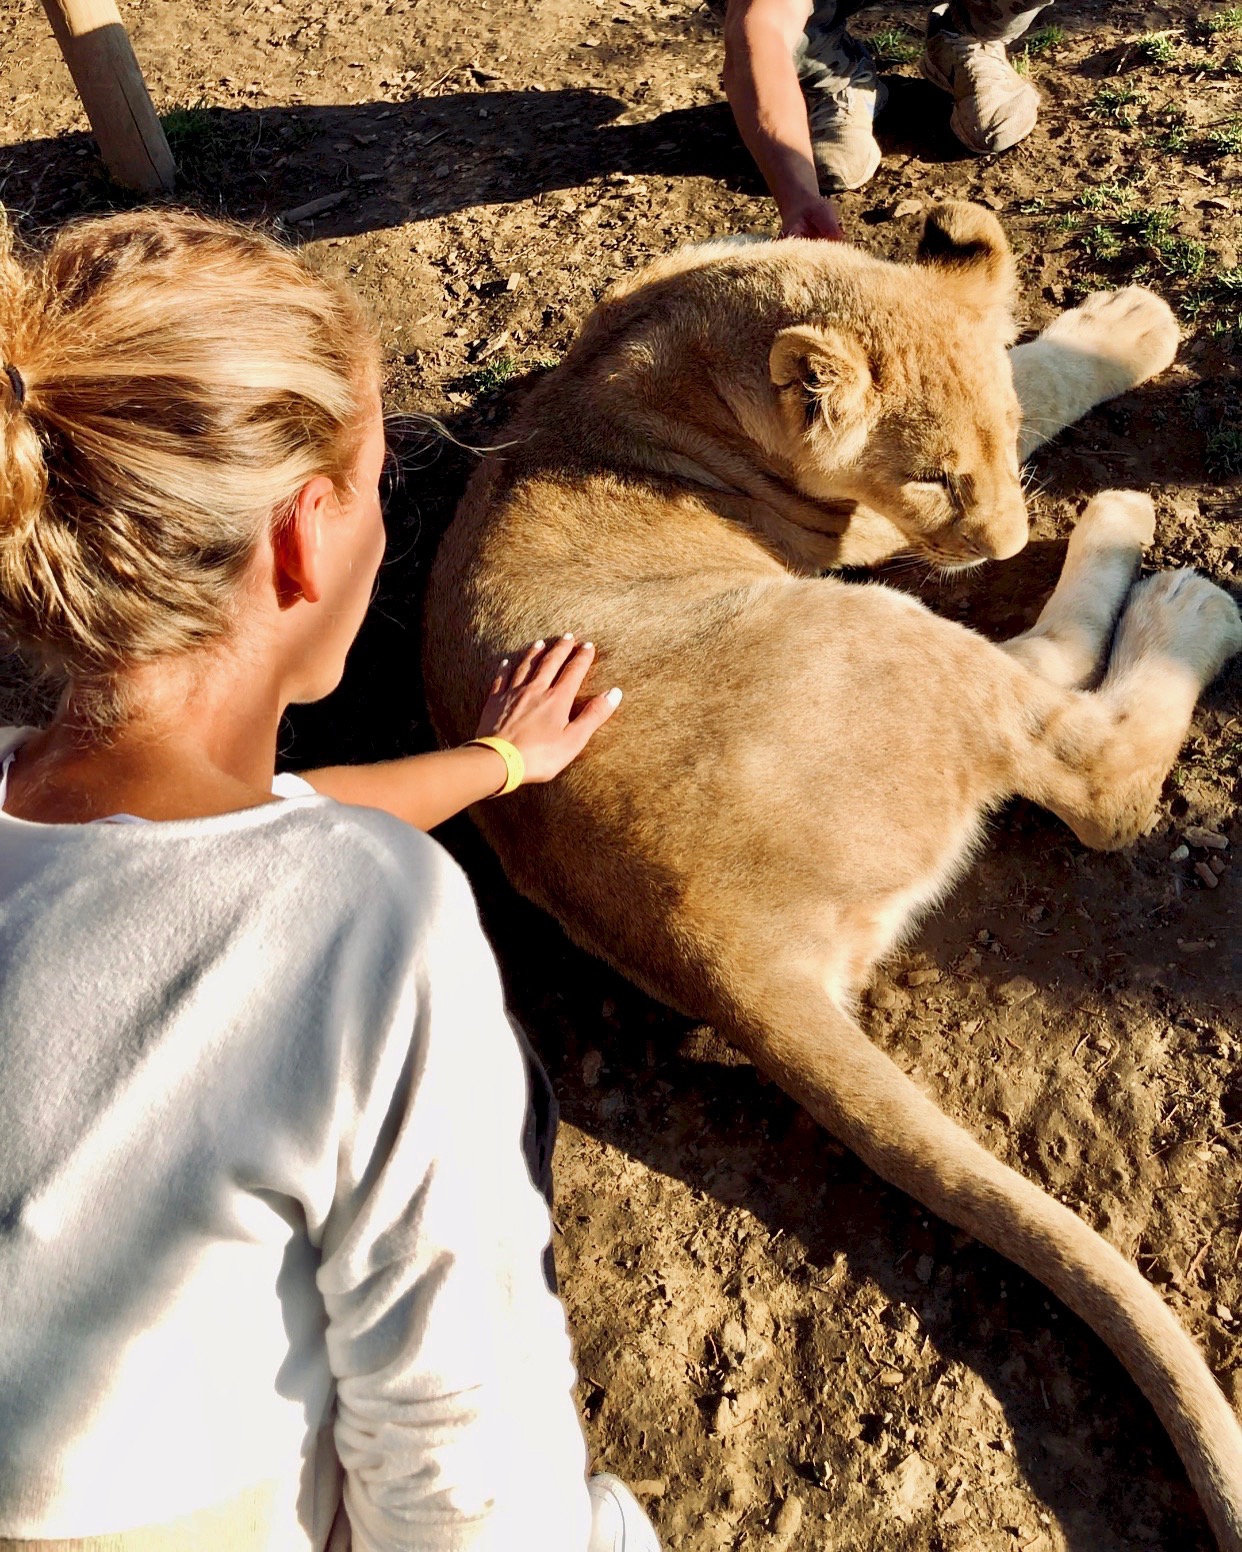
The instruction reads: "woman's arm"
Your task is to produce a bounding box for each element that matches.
[722,0,845,239]
[301,636,621,830]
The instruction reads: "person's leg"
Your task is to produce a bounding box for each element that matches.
[947,0,1049,44]
[796,0,888,192]
[921,0,1047,154]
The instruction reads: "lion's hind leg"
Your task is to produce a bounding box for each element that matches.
[1001,489,1155,690]
[1010,287,1179,460]
[1017,565,1242,850]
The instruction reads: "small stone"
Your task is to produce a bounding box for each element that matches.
[1185,826,1228,850]
[1169,844,1190,862]
[915,1253,935,1284]
[996,975,1038,1006]
[1195,862,1220,889]
[505,271,524,291]
[721,1317,748,1358]
[630,1478,668,1498]
[709,1395,732,1434]
[773,1495,803,1539]
[868,981,908,1011]
[893,197,923,219]
[1216,1303,1234,1323]
[888,1452,937,1522]
[725,1474,755,1510]
[1210,856,1227,876]
[906,968,942,987]
[581,1049,603,1086]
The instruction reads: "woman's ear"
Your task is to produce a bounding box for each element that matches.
[273,476,336,608]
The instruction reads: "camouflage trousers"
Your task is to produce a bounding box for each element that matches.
[798,0,1051,97]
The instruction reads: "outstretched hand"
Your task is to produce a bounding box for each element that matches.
[476,635,622,783]
[779,195,845,241]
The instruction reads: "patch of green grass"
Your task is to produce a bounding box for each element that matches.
[160,100,236,185]
[1222,52,1242,73]
[1205,426,1242,478]
[1129,206,1177,244]
[1180,266,1242,335]
[1137,31,1179,65]
[870,25,921,65]
[1075,202,1209,282]
[1204,7,1242,34]
[463,355,518,397]
[1081,224,1124,263]
[1076,182,1133,213]
[1023,24,1065,54]
[1051,211,1080,232]
[1204,118,1242,154]
[1156,235,1208,278]
[1160,122,1192,151]
[1088,85,1147,128]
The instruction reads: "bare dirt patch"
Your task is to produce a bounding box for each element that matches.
[2,1,1240,1547]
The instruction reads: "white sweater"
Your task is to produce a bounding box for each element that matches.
[0,727,591,1552]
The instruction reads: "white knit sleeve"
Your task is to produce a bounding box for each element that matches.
[315,844,591,1552]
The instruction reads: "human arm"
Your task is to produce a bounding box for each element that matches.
[318,844,592,1552]
[301,636,621,830]
[722,0,845,239]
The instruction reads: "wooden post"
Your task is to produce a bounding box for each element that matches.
[39,0,175,194]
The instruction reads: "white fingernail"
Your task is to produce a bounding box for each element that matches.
[533,639,545,650]
[583,641,594,651]
[563,632,574,641]
[606,687,623,706]
[499,658,509,667]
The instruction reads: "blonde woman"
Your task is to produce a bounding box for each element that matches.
[0,210,659,1552]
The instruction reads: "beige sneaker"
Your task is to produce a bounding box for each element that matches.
[808,76,889,193]
[799,26,888,193]
[920,6,1039,155]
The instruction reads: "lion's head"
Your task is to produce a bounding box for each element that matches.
[585,202,1029,568]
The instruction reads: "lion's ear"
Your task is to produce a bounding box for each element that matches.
[916,201,1016,316]
[769,325,874,429]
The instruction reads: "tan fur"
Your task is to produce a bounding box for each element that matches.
[423,204,1242,1546]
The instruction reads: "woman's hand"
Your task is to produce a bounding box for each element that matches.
[476,635,622,783]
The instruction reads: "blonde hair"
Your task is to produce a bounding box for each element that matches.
[0,207,380,704]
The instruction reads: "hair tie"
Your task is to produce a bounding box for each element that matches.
[3,364,26,406]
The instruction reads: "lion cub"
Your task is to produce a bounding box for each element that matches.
[424,205,1242,1548]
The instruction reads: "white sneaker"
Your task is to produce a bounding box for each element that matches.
[920,5,1039,155]
[587,1474,663,1552]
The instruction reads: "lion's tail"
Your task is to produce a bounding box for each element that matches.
[725,979,1242,1551]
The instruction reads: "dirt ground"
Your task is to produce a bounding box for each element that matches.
[3,0,1241,1547]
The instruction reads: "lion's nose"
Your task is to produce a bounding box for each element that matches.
[971,493,1029,561]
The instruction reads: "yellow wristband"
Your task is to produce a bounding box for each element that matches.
[467,736,525,797]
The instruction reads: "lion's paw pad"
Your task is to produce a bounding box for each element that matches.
[1042,287,1179,388]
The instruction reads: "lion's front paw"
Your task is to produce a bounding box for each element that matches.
[1041,286,1180,390]
[1073,489,1157,553]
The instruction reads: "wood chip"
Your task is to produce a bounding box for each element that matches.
[1184,825,1228,850]
[1195,862,1219,889]
[279,190,349,223]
